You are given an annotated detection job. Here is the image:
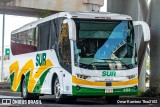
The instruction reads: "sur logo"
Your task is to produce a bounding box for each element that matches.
[102,71,116,76]
[36,53,46,66]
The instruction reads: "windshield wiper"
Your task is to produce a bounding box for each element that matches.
[89,61,107,65]
[79,62,110,69]
[80,61,108,68]
[96,59,132,69]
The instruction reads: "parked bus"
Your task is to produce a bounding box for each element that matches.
[9,12,150,103]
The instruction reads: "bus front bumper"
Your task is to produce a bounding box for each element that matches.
[72,76,138,96]
[72,85,138,96]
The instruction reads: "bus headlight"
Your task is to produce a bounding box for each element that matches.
[127,74,137,79]
[76,74,91,80]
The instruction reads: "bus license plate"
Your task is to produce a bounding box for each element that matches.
[105,89,113,93]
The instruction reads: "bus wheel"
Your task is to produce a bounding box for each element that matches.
[21,78,31,99]
[21,79,39,100]
[54,77,65,103]
[105,96,119,104]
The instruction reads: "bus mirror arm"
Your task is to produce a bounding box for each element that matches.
[133,21,150,42]
[63,19,76,41]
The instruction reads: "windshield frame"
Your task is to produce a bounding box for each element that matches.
[73,18,137,70]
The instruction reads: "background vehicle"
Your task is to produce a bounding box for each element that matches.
[9,12,150,103]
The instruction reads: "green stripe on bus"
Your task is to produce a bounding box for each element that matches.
[33,68,51,93]
[10,72,14,89]
[72,86,137,96]
[17,71,31,92]
[25,71,30,91]
[10,72,21,92]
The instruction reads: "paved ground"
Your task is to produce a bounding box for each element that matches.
[0,95,21,99]
[0,95,159,107]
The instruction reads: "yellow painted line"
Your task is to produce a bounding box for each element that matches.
[112,78,138,86]
[10,60,34,91]
[9,61,20,91]
[72,76,106,86]
[9,61,19,74]
[10,59,53,92]
[72,76,138,87]
[28,59,53,93]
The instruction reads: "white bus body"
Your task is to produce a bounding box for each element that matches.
[9,12,150,103]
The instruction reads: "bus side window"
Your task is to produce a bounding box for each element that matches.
[37,21,51,51]
[35,27,38,49]
[11,28,37,55]
[59,23,71,72]
[49,20,57,49]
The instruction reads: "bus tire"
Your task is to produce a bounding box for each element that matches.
[21,78,31,99]
[21,78,39,100]
[54,77,65,103]
[105,96,119,104]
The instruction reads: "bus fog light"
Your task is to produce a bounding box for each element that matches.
[76,74,91,80]
[134,85,137,90]
[76,85,81,90]
[127,74,137,79]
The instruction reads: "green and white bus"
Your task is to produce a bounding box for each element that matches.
[9,12,150,103]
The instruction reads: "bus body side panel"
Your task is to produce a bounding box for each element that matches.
[40,66,72,95]
[9,53,38,92]
[9,50,65,94]
[61,69,72,95]
[40,50,72,95]
[40,67,62,94]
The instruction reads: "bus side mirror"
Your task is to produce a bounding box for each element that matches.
[133,21,150,42]
[63,19,76,41]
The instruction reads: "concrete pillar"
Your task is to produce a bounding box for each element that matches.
[139,0,149,21]
[83,0,104,12]
[150,0,160,93]
[107,0,139,20]
[107,0,146,92]
[0,14,5,82]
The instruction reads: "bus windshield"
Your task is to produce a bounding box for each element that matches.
[74,19,137,70]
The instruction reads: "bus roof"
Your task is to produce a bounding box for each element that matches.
[11,12,132,34]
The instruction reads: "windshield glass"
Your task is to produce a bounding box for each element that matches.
[74,19,137,70]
